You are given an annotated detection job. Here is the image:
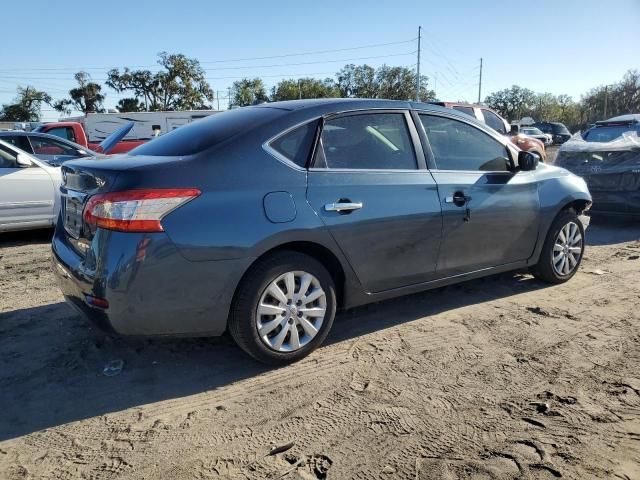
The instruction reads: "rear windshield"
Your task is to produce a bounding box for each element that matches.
[583,125,639,143]
[130,107,283,156]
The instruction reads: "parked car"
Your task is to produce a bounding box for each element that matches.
[555,114,639,217]
[0,139,61,232]
[533,121,572,144]
[581,114,640,142]
[520,126,552,146]
[52,99,591,364]
[0,121,132,166]
[0,124,134,232]
[430,102,546,161]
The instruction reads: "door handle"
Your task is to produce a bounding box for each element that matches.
[324,201,363,213]
[445,192,471,207]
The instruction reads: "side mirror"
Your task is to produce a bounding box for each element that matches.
[16,153,32,167]
[519,150,540,171]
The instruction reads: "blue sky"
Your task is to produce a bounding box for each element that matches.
[2,0,638,121]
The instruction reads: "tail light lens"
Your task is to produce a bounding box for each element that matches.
[83,188,201,233]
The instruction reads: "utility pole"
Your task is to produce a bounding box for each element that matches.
[216,91,220,111]
[227,87,231,109]
[603,85,608,118]
[434,72,438,99]
[477,57,483,104]
[415,26,421,102]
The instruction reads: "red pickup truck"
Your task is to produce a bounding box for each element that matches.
[34,122,145,154]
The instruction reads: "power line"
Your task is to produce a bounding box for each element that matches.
[0,51,416,82]
[0,38,417,73]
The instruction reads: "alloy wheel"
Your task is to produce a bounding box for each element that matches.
[553,221,583,276]
[256,271,327,352]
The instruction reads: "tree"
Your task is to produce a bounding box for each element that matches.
[335,64,434,101]
[336,64,377,98]
[0,86,51,121]
[116,98,145,112]
[375,65,434,101]
[106,52,214,111]
[230,78,268,107]
[271,77,339,101]
[53,71,105,115]
[484,85,536,121]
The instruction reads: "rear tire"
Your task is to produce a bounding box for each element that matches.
[530,209,585,284]
[228,251,337,364]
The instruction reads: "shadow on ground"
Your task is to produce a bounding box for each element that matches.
[0,270,550,441]
[0,228,52,247]
[585,215,640,246]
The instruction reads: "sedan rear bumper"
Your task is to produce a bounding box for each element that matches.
[51,222,253,337]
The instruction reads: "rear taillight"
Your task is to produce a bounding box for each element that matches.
[83,188,201,233]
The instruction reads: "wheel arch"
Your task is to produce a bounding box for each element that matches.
[233,240,348,310]
[561,198,591,215]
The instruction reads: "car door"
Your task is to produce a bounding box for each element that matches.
[0,143,55,229]
[306,110,443,293]
[417,113,540,277]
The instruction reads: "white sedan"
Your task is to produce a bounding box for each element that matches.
[0,139,62,232]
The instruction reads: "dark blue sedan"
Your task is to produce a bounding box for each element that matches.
[52,99,591,364]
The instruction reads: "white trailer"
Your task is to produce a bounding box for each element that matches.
[61,110,219,142]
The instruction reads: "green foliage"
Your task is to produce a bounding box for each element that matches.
[335,64,435,101]
[271,78,340,101]
[106,52,214,111]
[53,71,105,115]
[580,70,640,126]
[484,85,537,120]
[116,98,145,113]
[485,70,640,131]
[336,64,377,98]
[0,86,51,122]
[230,78,269,107]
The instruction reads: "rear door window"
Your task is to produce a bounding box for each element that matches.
[314,113,417,170]
[420,114,511,172]
[46,127,76,142]
[30,137,84,157]
[452,106,475,118]
[481,109,507,134]
[269,120,319,168]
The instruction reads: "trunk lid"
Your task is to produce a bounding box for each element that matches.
[59,155,186,244]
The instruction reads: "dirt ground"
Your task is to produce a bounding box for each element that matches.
[1,217,639,480]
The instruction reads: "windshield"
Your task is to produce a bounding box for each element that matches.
[584,125,639,142]
[130,107,283,156]
[552,123,570,134]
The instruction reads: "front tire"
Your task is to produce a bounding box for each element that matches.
[228,251,337,364]
[530,209,585,284]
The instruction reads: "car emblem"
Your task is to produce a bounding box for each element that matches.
[590,165,602,173]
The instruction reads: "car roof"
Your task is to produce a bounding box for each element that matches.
[254,98,452,114]
[0,130,28,136]
[596,114,640,126]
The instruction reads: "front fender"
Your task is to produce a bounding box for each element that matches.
[528,168,591,265]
